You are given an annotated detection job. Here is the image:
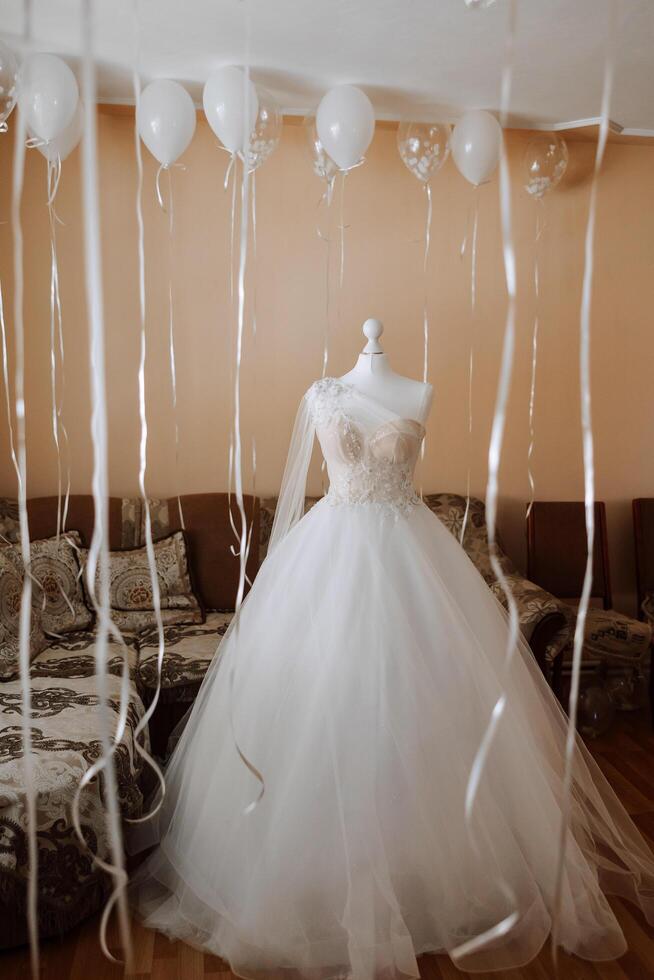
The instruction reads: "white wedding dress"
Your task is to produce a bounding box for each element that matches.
[132,377,654,976]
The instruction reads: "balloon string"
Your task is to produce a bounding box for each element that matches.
[47,157,71,541]
[0,280,21,488]
[452,0,520,963]
[418,182,433,498]
[460,186,479,546]
[551,1,616,963]
[320,183,334,385]
[422,182,432,385]
[154,161,186,212]
[228,55,265,816]
[224,150,235,192]
[526,199,545,520]
[12,100,40,980]
[124,61,168,832]
[72,4,133,967]
[226,160,241,557]
[162,167,185,529]
[249,172,258,550]
[338,171,346,298]
[319,183,334,492]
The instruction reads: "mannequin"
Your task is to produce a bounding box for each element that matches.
[339,318,433,424]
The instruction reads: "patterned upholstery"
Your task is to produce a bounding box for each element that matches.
[30,531,93,637]
[79,530,204,633]
[0,631,146,946]
[574,606,652,664]
[138,611,234,703]
[0,546,50,680]
[120,497,172,549]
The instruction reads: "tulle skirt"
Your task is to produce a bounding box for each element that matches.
[130,499,654,976]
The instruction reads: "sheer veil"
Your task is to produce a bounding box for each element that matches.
[268,390,316,556]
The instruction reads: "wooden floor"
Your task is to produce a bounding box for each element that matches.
[3,710,654,980]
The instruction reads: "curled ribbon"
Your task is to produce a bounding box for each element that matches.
[123,62,168,845]
[460,185,480,546]
[46,156,71,541]
[526,199,546,520]
[153,164,186,530]
[227,56,266,816]
[551,1,616,965]
[72,1,134,967]
[452,0,521,964]
[418,181,434,499]
[12,100,40,980]
[0,280,21,489]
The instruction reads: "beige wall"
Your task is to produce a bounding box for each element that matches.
[0,112,652,614]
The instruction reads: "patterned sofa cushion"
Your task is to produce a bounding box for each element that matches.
[577,606,652,664]
[79,531,204,633]
[138,611,234,703]
[120,497,171,549]
[31,531,93,637]
[0,546,49,681]
[0,630,146,946]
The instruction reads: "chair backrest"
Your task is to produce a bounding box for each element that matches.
[526,501,611,607]
[633,498,654,617]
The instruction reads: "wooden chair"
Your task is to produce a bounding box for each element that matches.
[633,499,654,722]
[527,502,652,708]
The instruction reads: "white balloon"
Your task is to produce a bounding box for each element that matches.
[203,66,258,155]
[316,85,375,172]
[451,110,502,186]
[19,53,78,143]
[137,79,196,167]
[31,99,82,162]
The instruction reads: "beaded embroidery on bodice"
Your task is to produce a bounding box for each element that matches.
[307,378,425,516]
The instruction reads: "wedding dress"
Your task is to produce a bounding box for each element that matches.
[132,377,654,976]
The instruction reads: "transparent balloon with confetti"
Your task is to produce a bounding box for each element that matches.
[246,86,282,173]
[524,133,569,199]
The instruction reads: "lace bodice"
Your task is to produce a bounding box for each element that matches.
[306,378,425,516]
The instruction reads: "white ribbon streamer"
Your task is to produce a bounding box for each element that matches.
[551,1,616,962]
[452,0,521,963]
[46,156,71,540]
[0,280,21,488]
[460,187,480,545]
[526,200,545,520]
[154,165,186,530]
[12,99,40,980]
[228,60,266,816]
[73,2,133,966]
[318,180,335,386]
[422,182,433,386]
[124,38,167,830]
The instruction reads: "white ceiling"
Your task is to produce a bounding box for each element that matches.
[1,0,653,134]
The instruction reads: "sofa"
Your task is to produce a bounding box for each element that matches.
[0,490,570,946]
